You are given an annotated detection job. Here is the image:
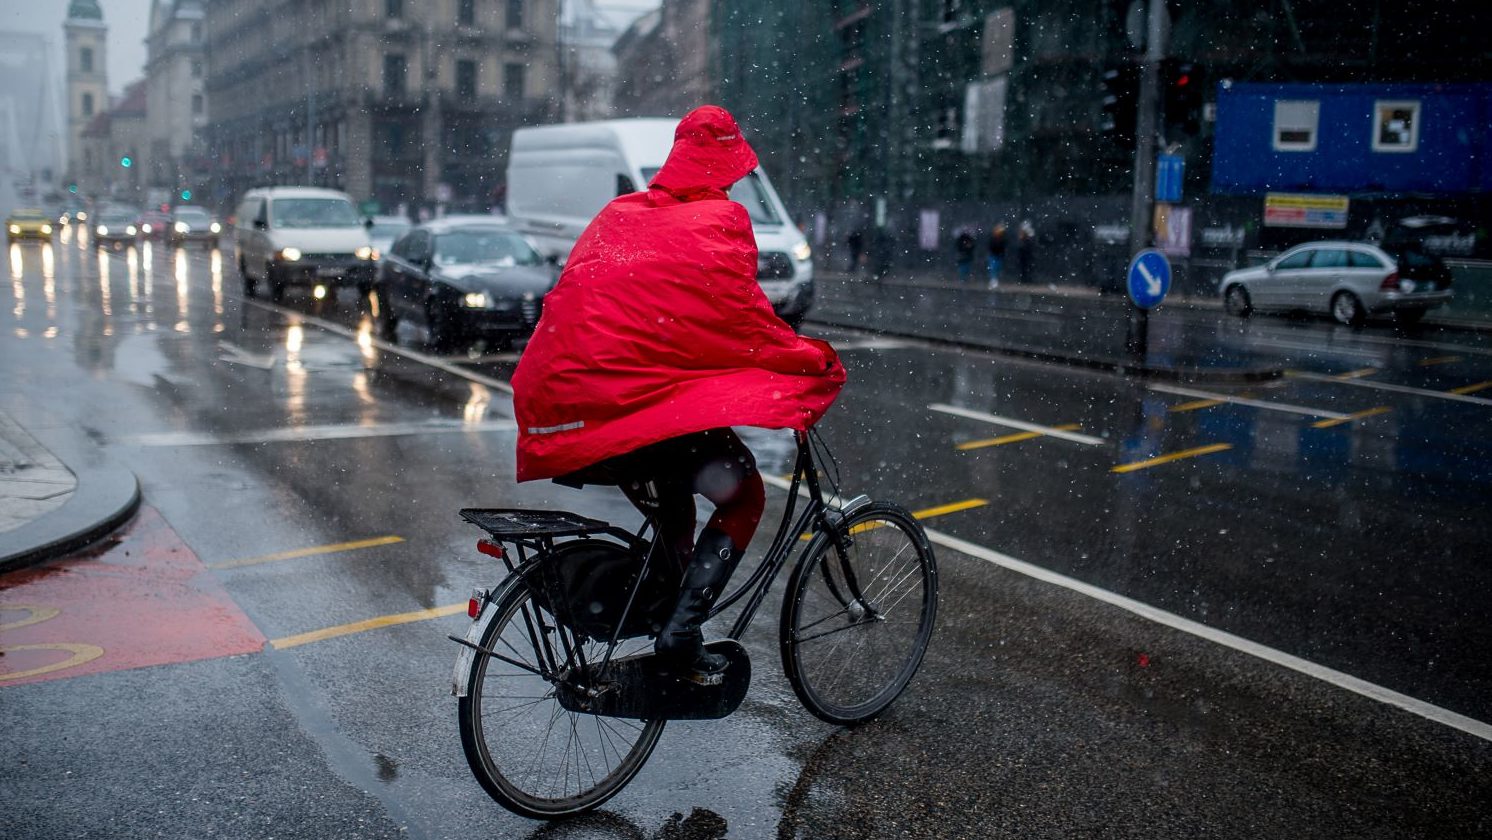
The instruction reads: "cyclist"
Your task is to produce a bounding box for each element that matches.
[512,105,845,679]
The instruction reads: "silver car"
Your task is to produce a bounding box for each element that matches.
[1220,241,1453,326]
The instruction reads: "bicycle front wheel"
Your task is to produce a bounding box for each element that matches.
[458,576,665,819]
[780,502,938,725]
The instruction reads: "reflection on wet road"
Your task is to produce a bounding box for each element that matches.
[3,234,1491,837]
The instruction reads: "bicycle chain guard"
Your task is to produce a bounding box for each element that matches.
[555,640,751,721]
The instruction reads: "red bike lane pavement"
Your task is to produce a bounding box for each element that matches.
[0,506,266,688]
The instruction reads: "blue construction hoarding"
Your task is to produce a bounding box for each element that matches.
[1211,82,1492,196]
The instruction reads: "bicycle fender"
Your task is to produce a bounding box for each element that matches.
[451,593,504,698]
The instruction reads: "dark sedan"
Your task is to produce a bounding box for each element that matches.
[374,220,556,352]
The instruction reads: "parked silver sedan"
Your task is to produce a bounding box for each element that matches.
[1220,241,1453,325]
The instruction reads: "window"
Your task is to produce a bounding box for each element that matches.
[616,174,637,196]
[383,54,407,97]
[1275,250,1313,270]
[1373,100,1420,153]
[1309,249,1348,269]
[191,59,202,78]
[459,0,476,26]
[456,59,477,100]
[1349,251,1386,269]
[191,22,202,42]
[386,0,402,18]
[192,94,204,115]
[1272,100,1319,152]
[80,47,93,74]
[81,92,94,116]
[504,63,525,100]
[506,0,524,29]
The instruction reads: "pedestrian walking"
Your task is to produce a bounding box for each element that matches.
[846,228,865,273]
[1016,220,1035,284]
[954,228,976,282]
[986,222,1007,288]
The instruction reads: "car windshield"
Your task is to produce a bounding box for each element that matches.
[270,198,361,228]
[639,167,782,226]
[370,220,411,240]
[12,209,47,221]
[98,213,134,225]
[173,207,212,222]
[433,229,543,267]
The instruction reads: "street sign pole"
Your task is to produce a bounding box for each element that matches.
[1127,0,1169,361]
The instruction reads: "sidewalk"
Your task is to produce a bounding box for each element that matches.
[0,410,140,574]
[808,270,1285,381]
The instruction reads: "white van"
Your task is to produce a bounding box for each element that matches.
[233,186,377,301]
[506,119,815,325]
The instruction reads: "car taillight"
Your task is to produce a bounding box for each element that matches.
[1380,271,1400,291]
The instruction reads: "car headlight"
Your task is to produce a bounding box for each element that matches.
[126,225,138,235]
[174,222,189,233]
[209,222,221,233]
[792,240,812,262]
[355,245,377,260]
[77,211,88,221]
[462,292,490,308]
[41,224,52,234]
[279,247,302,261]
[96,225,108,236]
[7,225,18,234]
[142,223,153,234]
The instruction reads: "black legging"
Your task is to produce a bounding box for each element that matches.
[562,429,766,569]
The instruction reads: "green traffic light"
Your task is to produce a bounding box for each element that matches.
[180,189,192,201]
[120,156,132,168]
[68,184,78,194]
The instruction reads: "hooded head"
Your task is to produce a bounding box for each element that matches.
[648,105,760,197]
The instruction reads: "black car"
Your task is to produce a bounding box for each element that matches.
[374,219,556,351]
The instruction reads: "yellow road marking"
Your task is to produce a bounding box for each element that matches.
[1418,355,1463,367]
[1310,406,1392,429]
[1449,380,1492,396]
[1168,399,1225,413]
[1335,368,1380,380]
[209,536,405,570]
[1112,443,1233,474]
[271,603,466,650]
[805,498,989,539]
[957,424,1081,450]
[0,643,106,682]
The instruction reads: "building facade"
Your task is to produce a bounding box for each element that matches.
[612,0,713,118]
[64,0,108,193]
[144,0,209,194]
[202,0,560,216]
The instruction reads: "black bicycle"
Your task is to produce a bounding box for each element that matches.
[449,429,938,819]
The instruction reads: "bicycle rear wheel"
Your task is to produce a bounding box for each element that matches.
[458,576,665,818]
[780,502,938,725]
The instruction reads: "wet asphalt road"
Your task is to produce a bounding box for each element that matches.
[2,233,1490,839]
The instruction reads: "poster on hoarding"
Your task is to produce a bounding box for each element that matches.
[1153,204,1192,257]
[1264,193,1350,228]
[919,210,940,251]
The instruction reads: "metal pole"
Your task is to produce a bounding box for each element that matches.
[1126,0,1168,360]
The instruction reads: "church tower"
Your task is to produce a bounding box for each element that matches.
[64,0,108,187]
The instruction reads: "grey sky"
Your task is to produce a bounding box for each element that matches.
[2,0,153,98]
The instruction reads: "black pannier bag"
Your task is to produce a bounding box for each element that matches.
[531,539,679,641]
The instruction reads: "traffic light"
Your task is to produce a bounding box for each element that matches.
[180,189,193,201]
[1099,62,1139,153]
[68,183,78,194]
[120,156,133,168]
[1162,58,1203,136]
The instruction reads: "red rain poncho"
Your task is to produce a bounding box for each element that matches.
[512,106,845,482]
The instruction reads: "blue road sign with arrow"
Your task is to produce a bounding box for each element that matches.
[1127,249,1171,309]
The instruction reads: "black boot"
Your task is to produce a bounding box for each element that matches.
[655,528,741,676]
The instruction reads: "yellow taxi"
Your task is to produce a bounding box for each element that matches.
[6,208,55,242]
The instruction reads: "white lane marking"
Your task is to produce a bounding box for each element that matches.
[833,337,912,351]
[922,527,1492,744]
[243,298,516,395]
[1149,383,1351,419]
[928,403,1105,446]
[127,419,517,447]
[1288,371,1492,406]
[217,340,278,369]
[762,472,1492,742]
[1253,338,1387,361]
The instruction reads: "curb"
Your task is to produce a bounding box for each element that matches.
[0,463,141,575]
[804,313,1283,383]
